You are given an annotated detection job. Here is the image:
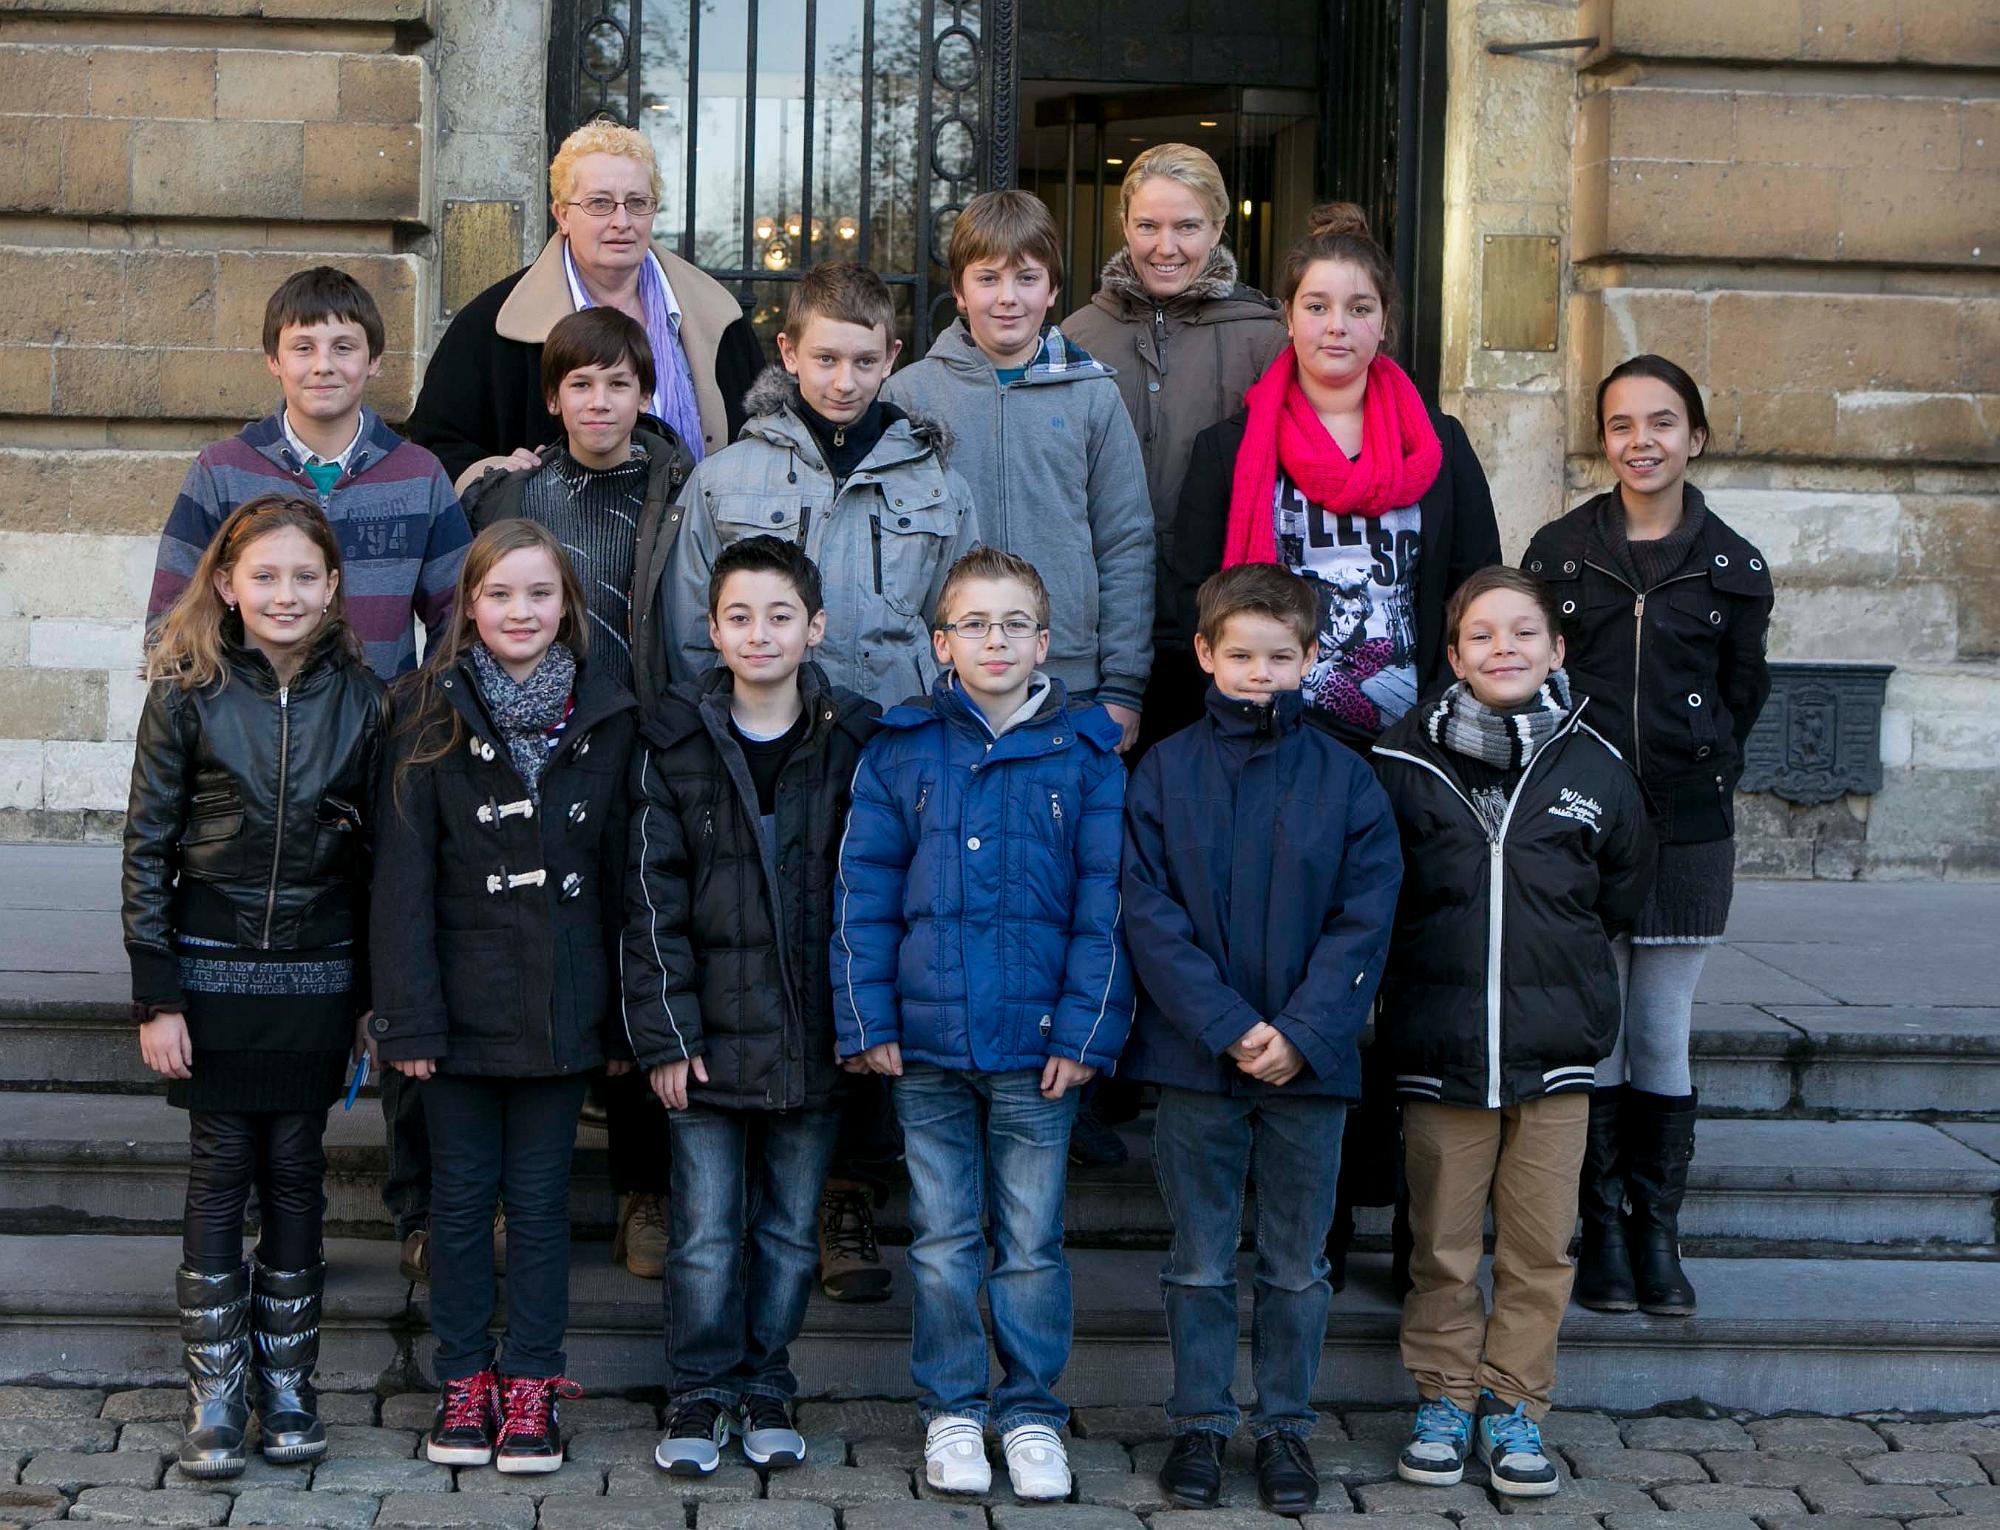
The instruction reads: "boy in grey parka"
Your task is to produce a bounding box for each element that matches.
[665,266,982,713]
[880,191,1154,748]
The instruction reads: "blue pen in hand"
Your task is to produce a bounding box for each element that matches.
[343,1051,370,1110]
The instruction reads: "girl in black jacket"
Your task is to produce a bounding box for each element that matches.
[371,520,637,1476]
[1521,355,1773,1319]
[1373,567,1652,1499]
[124,495,387,1481]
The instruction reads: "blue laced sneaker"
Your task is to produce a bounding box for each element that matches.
[1397,1396,1474,1486]
[1475,1393,1560,1497]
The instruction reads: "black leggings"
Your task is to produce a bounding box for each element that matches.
[183,1110,329,1275]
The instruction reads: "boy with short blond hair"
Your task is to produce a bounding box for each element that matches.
[881,192,1154,752]
[667,261,982,712]
[832,545,1133,1501]
[149,265,470,681]
[1122,563,1403,1516]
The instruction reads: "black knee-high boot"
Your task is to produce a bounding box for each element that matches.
[252,1261,327,1463]
[176,1265,251,1478]
[1574,1085,1637,1312]
[1624,1088,1698,1316]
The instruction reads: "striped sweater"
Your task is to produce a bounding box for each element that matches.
[148,409,472,679]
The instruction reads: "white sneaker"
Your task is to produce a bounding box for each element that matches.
[1001,1422,1071,1500]
[924,1414,991,1494]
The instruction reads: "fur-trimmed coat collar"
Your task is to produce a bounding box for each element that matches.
[1090,245,1277,319]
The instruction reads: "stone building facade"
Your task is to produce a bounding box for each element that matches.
[0,0,1994,874]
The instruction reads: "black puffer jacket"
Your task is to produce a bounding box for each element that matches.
[123,636,388,1012]
[369,657,637,1077]
[622,663,880,1111]
[1522,487,1773,844]
[1372,698,1655,1109]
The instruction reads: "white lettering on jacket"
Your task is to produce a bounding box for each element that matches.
[1547,786,1603,829]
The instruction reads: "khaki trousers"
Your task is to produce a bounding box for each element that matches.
[1400,1093,1587,1419]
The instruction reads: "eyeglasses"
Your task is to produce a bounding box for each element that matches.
[939,617,1042,641]
[565,194,661,218]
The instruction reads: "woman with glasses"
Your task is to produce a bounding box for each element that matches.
[408,119,764,496]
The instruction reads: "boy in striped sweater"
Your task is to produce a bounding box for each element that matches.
[148,266,471,680]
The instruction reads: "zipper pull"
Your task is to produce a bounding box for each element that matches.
[915,785,929,815]
[1634,594,1645,618]
[1049,790,1062,823]
[833,424,846,447]
[279,687,289,707]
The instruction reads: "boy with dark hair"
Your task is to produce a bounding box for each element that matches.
[880,192,1154,754]
[1121,563,1403,1516]
[667,261,981,712]
[150,265,470,680]
[462,304,697,1279]
[147,263,472,1290]
[624,535,880,1476]
[462,306,696,710]
[832,545,1133,1502]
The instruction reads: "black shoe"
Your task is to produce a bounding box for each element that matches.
[818,1182,893,1303]
[738,1395,806,1468]
[494,1375,577,1474]
[1255,1433,1319,1514]
[1625,1088,1699,1315]
[1157,1430,1225,1508]
[1067,1105,1129,1168]
[175,1265,251,1479]
[656,1397,732,1476]
[1575,1085,1637,1312]
[250,1261,327,1463]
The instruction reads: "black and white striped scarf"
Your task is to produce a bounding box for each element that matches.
[1425,668,1572,771]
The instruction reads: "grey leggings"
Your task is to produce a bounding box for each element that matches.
[1595,938,1708,1096]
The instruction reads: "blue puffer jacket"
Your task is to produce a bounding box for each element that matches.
[832,674,1134,1073]
[1120,685,1404,1099]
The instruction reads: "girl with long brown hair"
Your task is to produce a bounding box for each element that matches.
[369,519,638,1475]
[123,494,387,1481]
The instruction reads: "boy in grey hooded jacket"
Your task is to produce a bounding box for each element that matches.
[879,192,1154,739]
[665,271,983,713]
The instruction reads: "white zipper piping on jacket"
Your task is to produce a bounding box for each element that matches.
[629,749,689,1060]
[1376,704,1586,1109]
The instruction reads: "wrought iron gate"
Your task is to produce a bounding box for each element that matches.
[548,0,1019,353]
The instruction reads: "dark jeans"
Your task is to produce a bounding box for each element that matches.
[1153,1087,1347,1440]
[423,1072,590,1382]
[664,1104,840,1407]
[379,1065,431,1239]
[183,1110,328,1275]
[600,1068,671,1196]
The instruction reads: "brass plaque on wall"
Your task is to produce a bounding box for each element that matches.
[442,201,526,317]
[1480,234,1561,352]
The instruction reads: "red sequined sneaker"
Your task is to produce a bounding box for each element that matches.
[494,1375,581,1474]
[425,1370,499,1466]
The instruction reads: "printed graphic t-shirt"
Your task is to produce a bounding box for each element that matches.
[1273,470,1422,738]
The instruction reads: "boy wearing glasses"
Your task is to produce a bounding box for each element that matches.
[832,546,1133,1503]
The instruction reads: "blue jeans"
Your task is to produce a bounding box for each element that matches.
[423,1072,590,1382]
[894,1063,1079,1432]
[663,1103,840,1408]
[1152,1086,1348,1440]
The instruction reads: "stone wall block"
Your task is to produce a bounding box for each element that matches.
[1702,488,1903,584]
[302,123,427,223]
[0,45,73,115]
[42,741,137,813]
[0,533,162,618]
[60,118,132,214]
[0,669,109,743]
[28,619,146,673]
[1899,0,2000,66]
[0,119,63,211]
[106,667,151,744]
[53,345,161,417]
[1799,0,1901,61]
[1838,170,1996,266]
[1966,100,2000,175]
[339,54,425,125]
[1602,0,2000,64]
[1834,393,1998,463]
[1767,582,1958,665]
[1708,292,1963,396]
[1725,389,1838,457]
[155,349,275,420]
[214,251,419,350]
[0,347,54,414]
[88,47,218,121]
[1605,87,1737,165]
[131,120,305,221]
[1603,0,1804,61]
[217,51,342,123]
[125,252,220,349]
[0,250,125,346]
[0,455,194,540]
[1732,94,1962,173]
[0,741,43,813]
[1458,388,1568,559]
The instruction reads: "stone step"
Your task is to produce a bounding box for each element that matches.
[4,1093,1995,1254]
[11,997,2000,1121]
[2,1233,1996,1416]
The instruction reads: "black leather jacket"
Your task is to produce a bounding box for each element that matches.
[122,637,388,1012]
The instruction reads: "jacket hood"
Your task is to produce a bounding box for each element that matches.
[1092,245,1278,319]
[919,319,1116,386]
[641,660,874,750]
[737,365,956,464]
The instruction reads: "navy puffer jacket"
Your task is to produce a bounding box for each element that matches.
[1120,686,1403,1099]
[831,675,1133,1073]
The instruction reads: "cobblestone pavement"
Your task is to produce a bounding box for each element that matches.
[4,1386,1999,1528]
